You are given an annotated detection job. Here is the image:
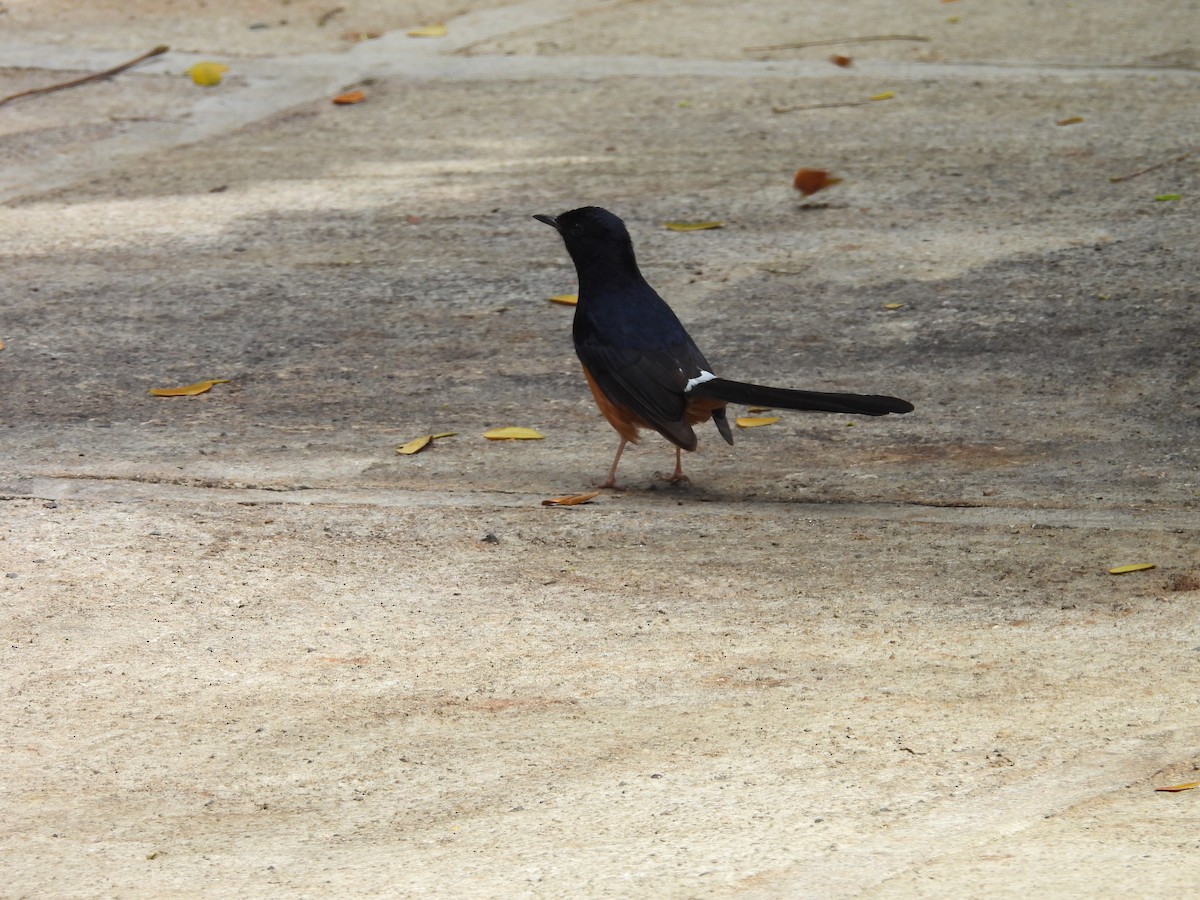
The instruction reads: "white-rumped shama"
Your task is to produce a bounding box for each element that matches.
[534,206,913,488]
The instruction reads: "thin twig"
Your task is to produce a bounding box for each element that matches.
[773,99,874,113]
[316,6,345,28]
[0,44,169,109]
[1108,148,1197,183]
[746,34,930,52]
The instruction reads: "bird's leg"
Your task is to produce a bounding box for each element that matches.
[599,438,629,490]
[655,446,690,486]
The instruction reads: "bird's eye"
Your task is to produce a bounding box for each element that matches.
[570,222,584,237]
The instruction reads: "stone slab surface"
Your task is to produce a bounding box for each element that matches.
[1,1,1198,896]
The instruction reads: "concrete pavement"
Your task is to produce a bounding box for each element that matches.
[2,1,1198,896]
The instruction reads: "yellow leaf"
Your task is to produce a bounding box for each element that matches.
[396,435,432,455]
[541,491,601,507]
[665,221,723,231]
[736,416,781,428]
[187,62,229,86]
[869,91,895,101]
[1056,116,1084,126]
[407,23,447,37]
[148,379,230,397]
[883,303,904,310]
[549,294,578,306]
[1156,781,1200,793]
[1108,563,1156,575]
[747,406,774,413]
[484,427,544,441]
[396,432,456,455]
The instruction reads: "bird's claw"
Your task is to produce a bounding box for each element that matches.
[653,470,691,487]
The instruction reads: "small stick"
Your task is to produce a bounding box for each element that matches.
[746,34,930,52]
[1108,148,1196,183]
[316,6,345,28]
[0,44,169,109]
[773,99,874,113]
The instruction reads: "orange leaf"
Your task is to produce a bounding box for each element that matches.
[541,491,601,507]
[830,54,853,67]
[333,90,366,105]
[148,379,230,397]
[1155,781,1200,793]
[793,168,842,196]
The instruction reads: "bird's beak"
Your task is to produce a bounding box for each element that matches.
[532,213,560,231]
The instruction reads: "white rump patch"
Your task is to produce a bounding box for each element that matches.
[683,370,717,393]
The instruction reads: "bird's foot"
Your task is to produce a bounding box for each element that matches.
[653,470,691,488]
[598,478,628,492]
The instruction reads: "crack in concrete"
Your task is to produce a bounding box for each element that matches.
[5,475,1195,532]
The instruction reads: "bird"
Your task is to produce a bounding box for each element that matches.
[533,206,913,488]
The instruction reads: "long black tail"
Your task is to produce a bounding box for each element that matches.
[690,377,914,417]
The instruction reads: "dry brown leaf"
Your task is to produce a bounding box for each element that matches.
[333,90,366,105]
[664,221,723,231]
[830,54,853,67]
[548,294,578,305]
[148,379,230,397]
[793,168,842,196]
[1056,116,1084,126]
[736,416,781,428]
[484,426,544,441]
[541,491,601,507]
